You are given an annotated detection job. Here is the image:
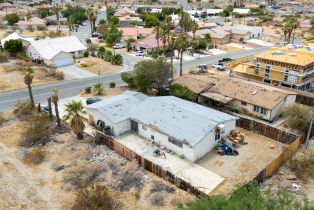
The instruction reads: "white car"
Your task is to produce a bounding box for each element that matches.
[113,43,125,49]
[212,64,226,71]
[136,51,146,56]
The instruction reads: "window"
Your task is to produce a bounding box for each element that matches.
[241,101,247,106]
[255,63,260,74]
[151,135,154,140]
[215,128,221,141]
[253,105,260,112]
[168,137,183,148]
[142,124,147,130]
[260,107,267,115]
[254,105,267,115]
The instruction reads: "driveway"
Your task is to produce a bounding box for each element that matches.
[58,65,97,79]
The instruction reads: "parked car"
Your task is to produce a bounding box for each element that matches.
[136,51,146,56]
[113,43,125,49]
[212,64,226,71]
[92,32,101,38]
[219,58,232,63]
[86,97,101,105]
[198,64,208,70]
[41,105,52,113]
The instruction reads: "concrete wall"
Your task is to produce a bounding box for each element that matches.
[230,100,271,121]
[270,95,296,121]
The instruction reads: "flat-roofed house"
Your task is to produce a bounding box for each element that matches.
[119,27,154,40]
[188,28,231,45]
[86,91,238,162]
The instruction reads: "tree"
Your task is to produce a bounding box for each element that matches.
[37,8,49,18]
[106,7,115,20]
[51,89,61,126]
[283,103,311,132]
[133,57,171,94]
[5,13,19,25]
[72,185,115,210]
[171,84,195,101]
[311,19,314,29]
[103,25,122,54]
[63,100,86,140]
[85,8,97,34]
[291,17,300,44]
[108,16,119,26]
[222,5,234,17]
[23,67,35,107]
[179,11,192,33]
[92,83,104,95]
[154,25,161,49]
[47,97,53,119]
[51,4,62,27]
[283,17,300,44]
[175,35,190,76]
[4,39,23,57]
[62,5,86,24]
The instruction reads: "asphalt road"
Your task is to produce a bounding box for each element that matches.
[0,47,269,112]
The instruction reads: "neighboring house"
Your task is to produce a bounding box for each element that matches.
[44,15,68,25]
[206,9,223,16]
[1,32,34,48]
[232,46,314,91]
[119,27,154,40]
[16,17,47,29]
[86,91,238,162]
[232,8,251,15]
[115,8,139,17]
[197,21,217,30]
[118,15,143,27]
[233,25,263,38]
[131,34,164,51]
[188,28,231,45]
[25,36,87,67]
[221,26,252,42]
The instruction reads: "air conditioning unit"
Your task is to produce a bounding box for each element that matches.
[216,124,226,134]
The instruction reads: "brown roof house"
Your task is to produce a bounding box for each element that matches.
[119,27,154,40]
[16,17,47,29]
[175,74,296,122]
[131,34,165,51]
[188,28,231,45]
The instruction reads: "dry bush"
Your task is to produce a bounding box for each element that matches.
[0,52,8,63]
[21,113,51,147]
[0,113,5,125]
[71,185,116,210]
[289,149,314,179]
[63,161,106,189]
[24,147,46,165]
[13,100,35,119]
[44,68,65,80]
[150,192,165,206]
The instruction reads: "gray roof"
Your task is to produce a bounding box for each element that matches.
[130,96,237,147]
[86,91,148,123]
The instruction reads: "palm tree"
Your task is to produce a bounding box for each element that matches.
[93,83,104,95]
[191,37,199,56]
[51,89,61,126]
[175,35,190,76]
[291,17,300,44]
[51,4,62,28]
[179,11,192,33]
[204,33,212,49]
[154,25,161,49]
[68,16,75,36]
[165,16,172,44]
[191,20,198,38]
[160,23,168,48]
[191,21,199,56]
[64,100,87,140]
[86,8,97,35]
[47,97,53,119]
[168,37,176,79]
[23,67,35,107]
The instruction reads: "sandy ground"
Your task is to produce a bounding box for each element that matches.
[198,127,285,195]
[0,61,70,92]
[75,56,121,75]
[0,111,193,210]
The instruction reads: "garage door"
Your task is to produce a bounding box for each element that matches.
[53,57,74,67]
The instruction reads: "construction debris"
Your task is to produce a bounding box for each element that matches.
[228,130,248,148]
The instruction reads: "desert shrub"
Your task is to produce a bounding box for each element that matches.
[87,44,98,57]
[16,51,28,60]
[290,149,314,179]
[0,52,8,63]
[13,100,35,119]
[55,70,64,80]
[84,86,92,94]
[21,113,51,147]
[48,30,62,38]
[71,185,115,210]
[63,161,106,188]
[170,84,195,101]
[283,103,311,132]
[111,54,123,65]
[92,83,105,95]
[121,72,135,88]
[84,51,89,57]
[24,147,46,165]
[80,63,88,67]
[103,50,112,62]
[109,81,116,88]
[258,15,274,22]
[150,192,165,206]
[27,25,34,32]
[0,113,5,125]
[37,25,47,31]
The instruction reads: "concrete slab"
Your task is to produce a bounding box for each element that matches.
[115,133,224,194]
[58,65,97,79]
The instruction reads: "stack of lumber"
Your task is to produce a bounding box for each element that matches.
[228,131,245,148]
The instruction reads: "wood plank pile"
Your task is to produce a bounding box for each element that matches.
[228,131,247,148]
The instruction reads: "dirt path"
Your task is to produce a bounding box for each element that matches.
[0,142,62,210]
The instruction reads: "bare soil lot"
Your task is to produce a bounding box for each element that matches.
[197,127,285,194]
[75,57,121,75]
[0,61,69,92]
[0,112,193,210]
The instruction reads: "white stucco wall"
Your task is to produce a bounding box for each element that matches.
[270,95,296,121]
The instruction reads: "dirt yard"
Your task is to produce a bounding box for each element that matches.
[0,60,70,92]
[75,57,121,75]
[197,127,285,195]
[0,112,193,210]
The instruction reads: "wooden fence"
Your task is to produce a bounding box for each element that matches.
[95,133,207,198]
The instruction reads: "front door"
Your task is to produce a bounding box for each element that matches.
[131,120,138,133]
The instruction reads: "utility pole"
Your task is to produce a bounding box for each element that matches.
[305,109,314,149]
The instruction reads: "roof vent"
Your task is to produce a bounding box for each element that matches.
[288,52,297,56]
[272,51,285,55]
[252,90,258,95]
